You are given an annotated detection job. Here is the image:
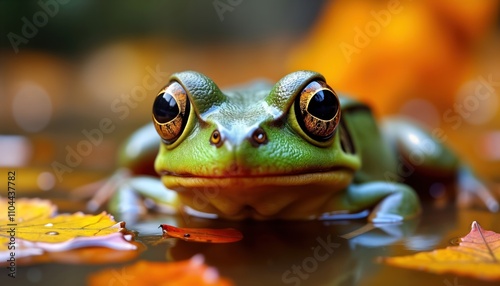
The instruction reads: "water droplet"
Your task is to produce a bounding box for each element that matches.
[45,231,59,235]
[44,223,53,227]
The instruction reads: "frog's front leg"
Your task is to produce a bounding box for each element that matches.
[108,176,180,219]
[327,182,421,223]
[78,123,181,219]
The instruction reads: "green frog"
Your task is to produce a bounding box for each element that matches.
[94,70,498,223]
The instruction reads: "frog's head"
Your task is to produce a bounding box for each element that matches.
[153,71,361,220]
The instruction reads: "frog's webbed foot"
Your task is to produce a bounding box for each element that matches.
[81,168,132,212]
[344,182,421,223]
[108,175,180,219]
[368,189,416,223]
[458,166,499,212]
[71,168,131,211]
[73,168,179,219]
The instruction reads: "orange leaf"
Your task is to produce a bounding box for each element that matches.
[87,255,234,286]
[381,221,500,280]
[159,224,243,243]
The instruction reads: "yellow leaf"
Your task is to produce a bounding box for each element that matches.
[381,221,500,281]
[1,211,124,244]
[0,198,56,223]
[0,198,136,261]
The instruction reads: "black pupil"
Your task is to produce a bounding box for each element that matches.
[307,90,338,120]
[153,92,179,123]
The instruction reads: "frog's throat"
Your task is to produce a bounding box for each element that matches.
[160,169,355,220]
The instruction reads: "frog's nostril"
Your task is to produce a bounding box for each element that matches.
[250,128,268,147]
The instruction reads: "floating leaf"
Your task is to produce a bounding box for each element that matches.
[159,224,243,243]
[381,221,500,280]
[88,254,234,286]
[13,241,144,266]
[0,198,56,222]
[0,198,136,262]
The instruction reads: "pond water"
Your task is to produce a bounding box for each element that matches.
[2,201,499,286]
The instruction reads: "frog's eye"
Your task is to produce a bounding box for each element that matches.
[294,80,340,142]
[152,81,191,144]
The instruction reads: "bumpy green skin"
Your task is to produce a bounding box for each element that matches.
[156,71,358,178]
[124,71,462,222]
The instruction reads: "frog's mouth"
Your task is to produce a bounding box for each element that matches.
[158,167,355,220]
[158,166,355,188]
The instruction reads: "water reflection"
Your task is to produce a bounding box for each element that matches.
[125,203,462,286]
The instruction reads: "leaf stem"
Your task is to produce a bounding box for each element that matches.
[474,221,497,263]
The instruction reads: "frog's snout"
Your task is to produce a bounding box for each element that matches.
[209,126,268,149]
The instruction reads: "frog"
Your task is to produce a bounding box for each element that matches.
[89,70,498,223]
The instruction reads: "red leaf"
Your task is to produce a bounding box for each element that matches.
[159,225,243,243]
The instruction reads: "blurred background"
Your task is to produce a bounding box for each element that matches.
[0,0,499,195]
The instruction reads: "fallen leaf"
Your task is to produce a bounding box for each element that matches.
[381,221,500,280]
[159,224,243,243]
[0,198,56,222]
[0,198,136,262]
[88,254,234,286]
[12,241,144,266]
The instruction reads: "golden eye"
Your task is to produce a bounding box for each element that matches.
[210,129,221,146]
[294,80,340,141]
[152,81,190,144]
